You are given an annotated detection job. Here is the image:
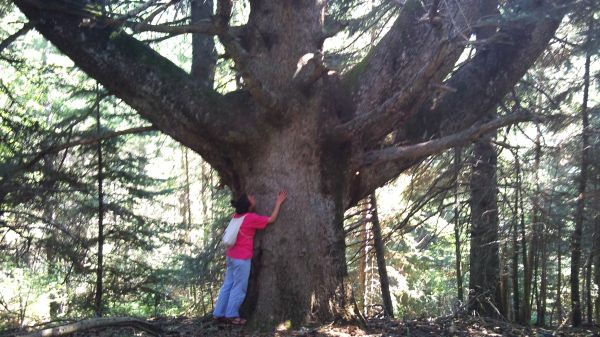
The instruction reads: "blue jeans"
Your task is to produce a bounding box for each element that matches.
[213,256,251,318]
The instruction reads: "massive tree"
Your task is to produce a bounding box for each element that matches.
[12,0,570,329]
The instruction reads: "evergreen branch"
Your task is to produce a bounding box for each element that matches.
[129,20,218,35]
[21,126,156,172]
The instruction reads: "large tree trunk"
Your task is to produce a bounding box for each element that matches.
[468,126,503,318]
[238,121,356,328]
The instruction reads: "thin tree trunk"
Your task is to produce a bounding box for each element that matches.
[512,150,520,321]
[500,243,510,319]
[94,85,105,317]
[358,201,368,312]
[454,148,464,303]
[593,213,599,323]
[585,252,593,324]
[515,148,530,324]
[520,162,531,324]
[570,18,592,327]
[370,193,394,318]
[532,248,540,323]
[180,148,192,248]
[533,128,546,326]
[537,223,548,326]
[555,216,563,325]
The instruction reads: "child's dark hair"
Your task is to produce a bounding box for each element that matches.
[231,193,250,214]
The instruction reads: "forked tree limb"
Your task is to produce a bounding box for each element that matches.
[344,1,569,210]
[332,38,452,142]
[404,1,569,141]
[16,317,163,337]
[341,0,478,146]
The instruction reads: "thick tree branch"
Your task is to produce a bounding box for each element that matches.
[14,0,260,186]
[339,0,478,145]
[356,112,530,168]
[0,21,34,54]
[332,38,452,141]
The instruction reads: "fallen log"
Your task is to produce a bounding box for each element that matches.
[16,317,163,337]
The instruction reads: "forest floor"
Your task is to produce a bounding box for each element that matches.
[20,314,597,337]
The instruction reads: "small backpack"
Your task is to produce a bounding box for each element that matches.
[221,215,246,248]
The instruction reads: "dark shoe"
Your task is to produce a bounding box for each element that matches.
[213,316,228,323]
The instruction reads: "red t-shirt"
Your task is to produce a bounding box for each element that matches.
[226,213,270,259]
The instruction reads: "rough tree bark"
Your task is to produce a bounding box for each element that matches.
[12,0,569,328]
